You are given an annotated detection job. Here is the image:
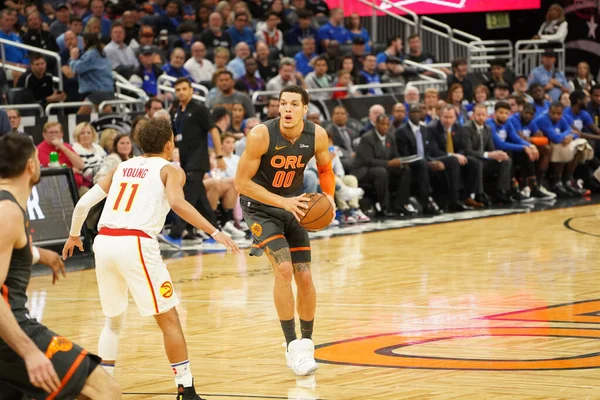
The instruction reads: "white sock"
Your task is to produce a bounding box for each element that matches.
[172,360,193,387]
[100,362,115,376]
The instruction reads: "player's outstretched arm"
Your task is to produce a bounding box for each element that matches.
[314,125,336,216]
[234,124,310,220]
[62,169,115,260]
[163,164,240,253]
[0,202,61,393]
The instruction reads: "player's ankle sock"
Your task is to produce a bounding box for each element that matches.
[280,318,297,346]
[300,319,314,340]
[100,362,115,376]
[221,209,233,225]
[172,360,193,387]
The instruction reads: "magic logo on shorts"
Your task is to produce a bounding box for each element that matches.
[160,281,173,298]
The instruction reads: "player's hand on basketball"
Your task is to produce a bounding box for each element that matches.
[61,236,84,260]
[24,349,61,393]
[213,232,241,254]
[326,194,336,221]
[38,248,67,285]
[281,194,311,221]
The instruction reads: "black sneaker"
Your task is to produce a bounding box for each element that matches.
[552,181,572,198]
[564,179,588,196]
[530,187,554,201]
[177,383,206,400]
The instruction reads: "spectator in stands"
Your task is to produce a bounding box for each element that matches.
[530,83,551,116]
[260,96,280,121]
[353,114,414,217]
[173,22,196,57]
[37,121,85,189]
[130,116,147,156]
[236,57,265,96]
[200,12,232,51]
[228,12,256,52]
[406,33,446,76]
[507,94,526,114]
[130,46,162,97]
[83,0,111,38]
[447,58,473,102]
[376,35,403,73]
[144,98,164,119]
[216,0,232,25]
[329,105,357,171]
[84,17,101,36]
[493,82,511,101]
[357,54,383,96]
[122,11,140,45]
[560,92,571,108]
[69,33,115,114]
[72,122,106,187]
[94,133,133,184]
[509,103,553,188]
[50,3,70,38]
[229,103,246,136]
[381,57,405,94]
[22,10,59,54]
[427,105,486,209]
[294,37,317,76]
[162,47,192,80]
[135,25,156,54]
[286,9,317,47]
[158,0,182,35]
[208,69,254,117]
[569,61,595,92]
[587,84,600,126]
[195,5,211,32]
[57,16,84,52]
[528,49,569,102]
[6,109,23,135]
[533,4,567,43]
[58,30,81,101]
[512,75,533,103]
[105,22,140,71]
[266,57,303,92]
[424,88,440,124]
[306,0,329,17]
[389,104,406,134]
[360,104,384,136]
[235,117,259,155]
[227,42,251,80]
[404,85,420,106]
[213,47,230,72]
[348,36,367,73]
[332,70,353,99]
[317,8,351,49]
[255,41,278,82]
[0,9,29,82]
[183,42,214,84]
[486,59,512,94]
[305,56,332,100]
[255,11,283,52]
[463,103,513,203]
[321,40,341,73]
[346,12,371,53]
[17,53,66,106]
[98,128,117,153]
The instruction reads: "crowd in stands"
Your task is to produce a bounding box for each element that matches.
[1,2,600,242]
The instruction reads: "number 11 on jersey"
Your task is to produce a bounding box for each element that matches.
[112,182,139,212]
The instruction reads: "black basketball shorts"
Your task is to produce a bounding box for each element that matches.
[240,196,311,264]
[0,318,101,400]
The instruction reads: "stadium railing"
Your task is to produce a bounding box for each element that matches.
[358,0,418,44]
[0,103,44,116]
[467,40,513,73]
[514,39,566,77]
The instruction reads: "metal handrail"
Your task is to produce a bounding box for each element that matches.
[99,99,145,111]
[113,71,150,100]
[404,59,447,80]
[0,103,44,116]
[453,29,482,43]
[45,101,92,115]
[0,38,63,91]
[358,0,418,43]
[467,40,513,71]
[420,16,454,62]
[158,74,208,96]
[514,39,566,76]
[378,0,419,27]
[349,79,446,94]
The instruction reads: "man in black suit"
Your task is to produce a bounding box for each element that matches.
[162,77,222,247]
[395,104,442,215]
[329,105,357,172]
[463,103,513,203]
[352,114,414,217]
[426,105,487,209]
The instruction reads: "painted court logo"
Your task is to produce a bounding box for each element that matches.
[160,281,173,298]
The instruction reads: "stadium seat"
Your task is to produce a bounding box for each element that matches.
[6,88,38,116]
[283,44,301,58]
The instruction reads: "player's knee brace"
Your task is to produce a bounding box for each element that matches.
[98,313,125,360]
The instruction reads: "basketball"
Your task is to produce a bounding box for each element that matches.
[299,193,333,231]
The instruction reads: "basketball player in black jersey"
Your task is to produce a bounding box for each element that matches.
[0,134,121,399]
[234,86,336,376]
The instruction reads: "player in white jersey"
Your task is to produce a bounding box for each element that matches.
[62,118,239,400]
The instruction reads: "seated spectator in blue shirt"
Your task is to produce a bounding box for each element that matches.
[527,49,570,102]
[158,0,183,35]
[486,101,551,200]
[530,83,551,117]
[130,46,162,96]
[83,0,111,38]
[162,47,193,81]
[317,8,351,50]
[376,35,403,73]
[227,12,256,52]
[173,22,195,58]
[346,12,372,53]
[227,42,251,80]
[0,9,29,67]
[57,15,84,52]
[564,90,600,140]
[535,102,589,196]
[286,10,317,47]
[357,54,383,96]
[293,37,317,76]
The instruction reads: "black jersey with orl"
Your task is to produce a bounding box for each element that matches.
[0,190,32,324]
[251,118,316,197]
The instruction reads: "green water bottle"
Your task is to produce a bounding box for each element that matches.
[49,151,60,168]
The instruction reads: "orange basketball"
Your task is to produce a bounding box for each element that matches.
[299,193,333,232]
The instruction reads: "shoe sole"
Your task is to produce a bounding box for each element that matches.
[157,235,182,249]
[294,363,319,376]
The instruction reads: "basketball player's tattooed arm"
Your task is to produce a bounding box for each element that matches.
[265,247,292,265]
[234,124,310,220]
[293,263,311,272]
[0,203,62,393]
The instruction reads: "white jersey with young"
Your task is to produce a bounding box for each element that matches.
[98,156,171,238]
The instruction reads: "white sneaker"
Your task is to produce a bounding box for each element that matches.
[238,221,249,231]
[222,220,246,239]
[337,185,365,202]
[286,339,318,376]
[520,186,531,199]
[539,185,557,199]
[352,209,370,223]
[329,218,340,227]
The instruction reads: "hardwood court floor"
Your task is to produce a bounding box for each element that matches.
[26,205,600,399]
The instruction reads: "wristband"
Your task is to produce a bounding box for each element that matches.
[210,229,220,238]
[216,155,224,159]
[31,246,40,264]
